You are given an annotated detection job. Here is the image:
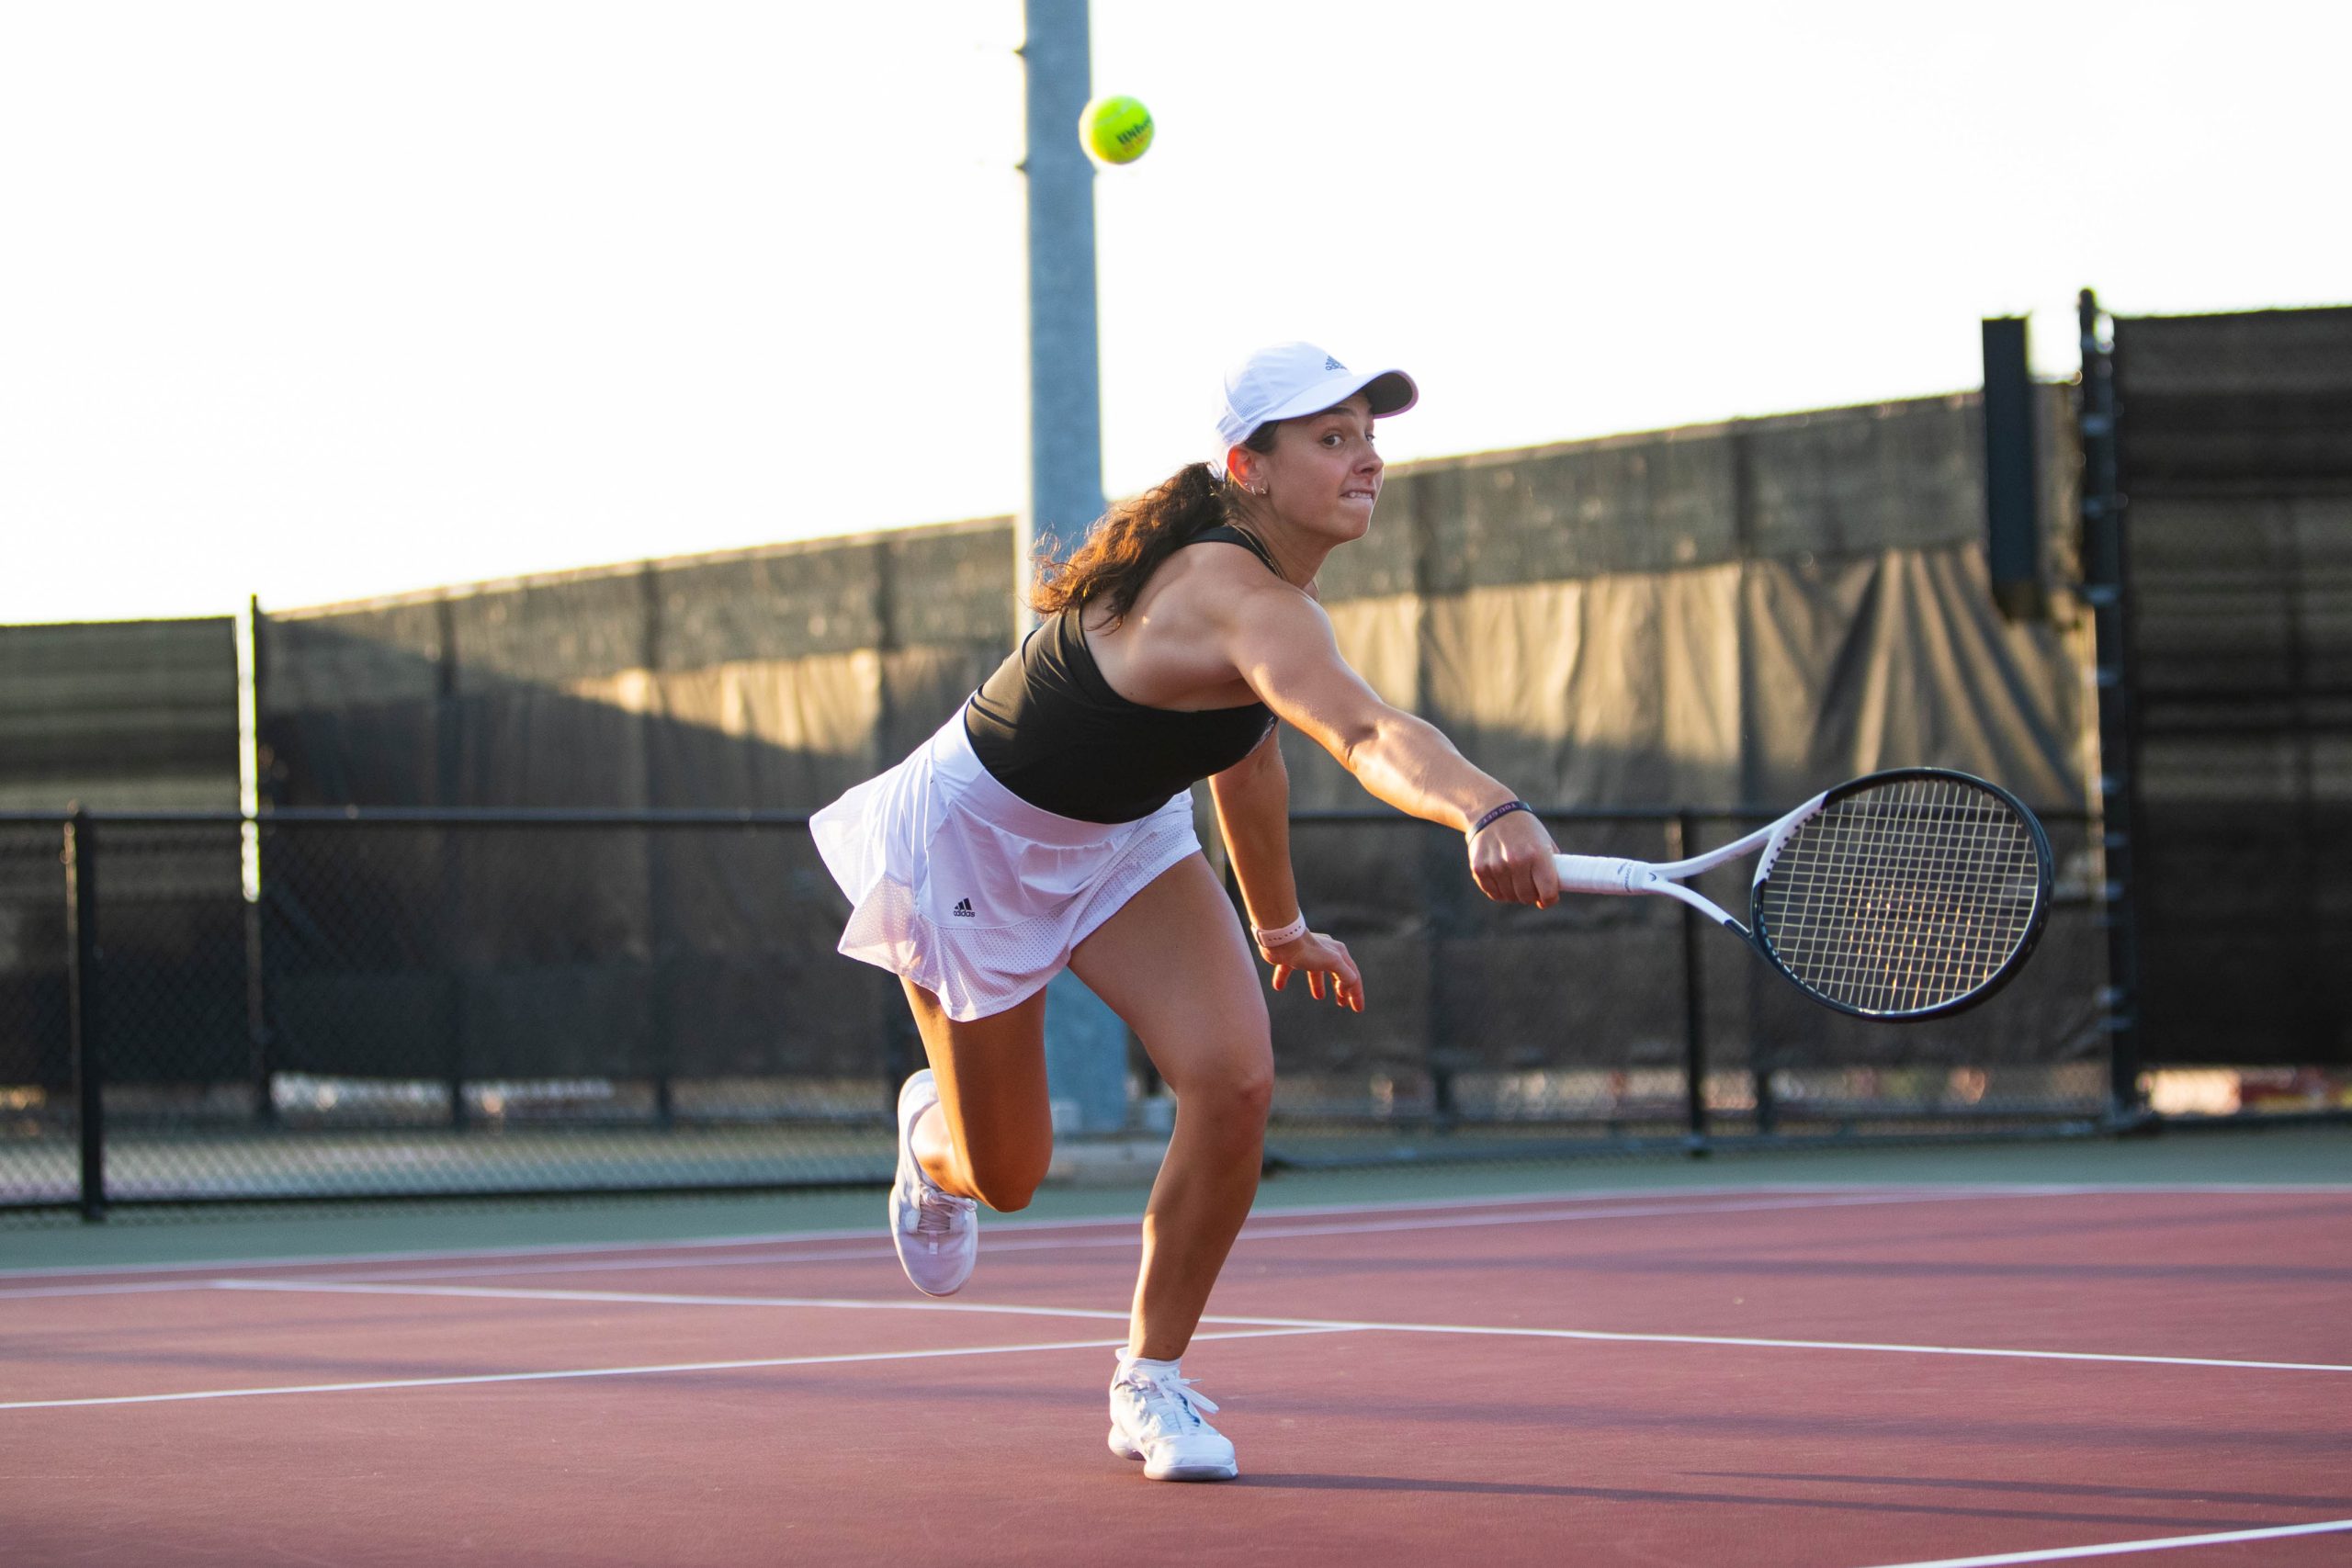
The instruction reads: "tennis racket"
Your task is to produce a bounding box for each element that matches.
[1552,768,2052,1021]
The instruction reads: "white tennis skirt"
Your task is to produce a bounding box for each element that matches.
[810,705,1202,1021]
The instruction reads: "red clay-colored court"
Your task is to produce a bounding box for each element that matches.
[6,1182,2349,1567]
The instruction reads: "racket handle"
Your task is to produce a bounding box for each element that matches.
[1552,854,1647,895]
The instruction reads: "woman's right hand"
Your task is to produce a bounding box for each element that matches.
[1261,931,1364,1012]
[1468,808,1560,908]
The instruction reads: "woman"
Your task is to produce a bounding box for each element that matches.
[811,341,1561,1483]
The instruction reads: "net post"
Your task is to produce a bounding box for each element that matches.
[64,807,107,1222]
[2078,288,2149,1130]
[1674,813,1710,1156]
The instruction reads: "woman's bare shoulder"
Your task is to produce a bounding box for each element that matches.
[1157,543,1317,626]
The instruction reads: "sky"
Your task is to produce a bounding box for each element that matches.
[2,1,2343,626]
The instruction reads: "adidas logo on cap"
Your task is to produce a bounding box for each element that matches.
[951,897,976,918]
[1324,355,1344,371]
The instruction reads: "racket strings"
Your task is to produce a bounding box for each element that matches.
[1755,776,2043,1015]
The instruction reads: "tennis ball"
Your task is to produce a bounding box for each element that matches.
[1080,95,1154,165]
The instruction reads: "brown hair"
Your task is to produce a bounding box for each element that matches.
[1030,425,1282,625]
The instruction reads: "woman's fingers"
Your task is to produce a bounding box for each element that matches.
[1306,964,1355,1009]
[1265,938,1363,1011]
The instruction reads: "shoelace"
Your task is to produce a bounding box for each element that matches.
[1119,1371,1218,1431]
[908,1179,971,1240]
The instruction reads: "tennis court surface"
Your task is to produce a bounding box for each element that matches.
[6,1138,2348,1567]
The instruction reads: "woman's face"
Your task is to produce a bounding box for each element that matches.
[1246,393,1383,542]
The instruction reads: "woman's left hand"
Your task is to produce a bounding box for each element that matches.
[1261,931,1363,1012]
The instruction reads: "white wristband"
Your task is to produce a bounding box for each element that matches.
[1251,914,1308,948]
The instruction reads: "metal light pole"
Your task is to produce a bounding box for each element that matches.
[1018,0,1105,604]
[1020,0,1128,1136]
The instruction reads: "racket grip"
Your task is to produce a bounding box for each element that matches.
[1552,854,1645,895]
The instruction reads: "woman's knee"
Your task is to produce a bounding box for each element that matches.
[1170,1043,1274,1128]
[1228,1055,1275,1122]
[961,1139,1053,1213]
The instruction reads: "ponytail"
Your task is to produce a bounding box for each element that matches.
[1029,461,1229,625]
[1031,424,1282,625]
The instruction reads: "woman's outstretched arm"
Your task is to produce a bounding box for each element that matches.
[1210,580,1559,908]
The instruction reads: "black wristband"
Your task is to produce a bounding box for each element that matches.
[1469,799,1534,837]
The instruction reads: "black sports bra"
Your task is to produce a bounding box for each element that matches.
[961,525,1281,823]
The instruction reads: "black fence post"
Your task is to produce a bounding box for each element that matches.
[64,807,106,1222]
[648,817,675,1130]
[244,818,276,1128]
[439,825,469,1131]
[247,595,277,1127]
[433,596,469,1131]
[1748,953,1779,1137]
[1675,813,1710,1156]
[881,987,921,1117]
[639,564,675,1128]
[871,541,904,1123]
[1427,817,1456,1134]
[2078,289,2148,1129]
[244,882,275,1127]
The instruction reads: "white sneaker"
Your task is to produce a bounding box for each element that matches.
[1107,1358,1238,1482]
[889,1069,976,1297]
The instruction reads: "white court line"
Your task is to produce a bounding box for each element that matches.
[0,1280,232,1302]
[334,1191,2024,1279]
[0,1325,1341,1412]
[0,1188,2080,1300]
[8,1277,2342,1413]
[215,1277,1132,1325]
[3,1186,1804,1280]
[0,1183,1889,1281]
[17,1179,2334,1284]
[1236,1189,2014,1243]
[207,1279,2352,1375]
[306,1190,2025,1286]
[1274,1320,2352,1375]
[1856,1516,2352,1567]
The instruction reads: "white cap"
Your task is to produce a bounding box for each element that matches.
[1211,342,1418,478]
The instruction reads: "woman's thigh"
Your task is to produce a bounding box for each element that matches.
[1069,853,1271,1094]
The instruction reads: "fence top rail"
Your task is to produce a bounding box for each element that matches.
[0,807,822,829]
[0,803,2094,829]
[1292,806,2091,827]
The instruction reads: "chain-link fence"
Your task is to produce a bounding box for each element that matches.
[3,805,2106,1218]
[0,819,76,1212]
[1,810,915,1216]
[1256,808,2105,1167]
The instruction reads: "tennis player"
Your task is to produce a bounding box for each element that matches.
[811,342,1561,1482]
